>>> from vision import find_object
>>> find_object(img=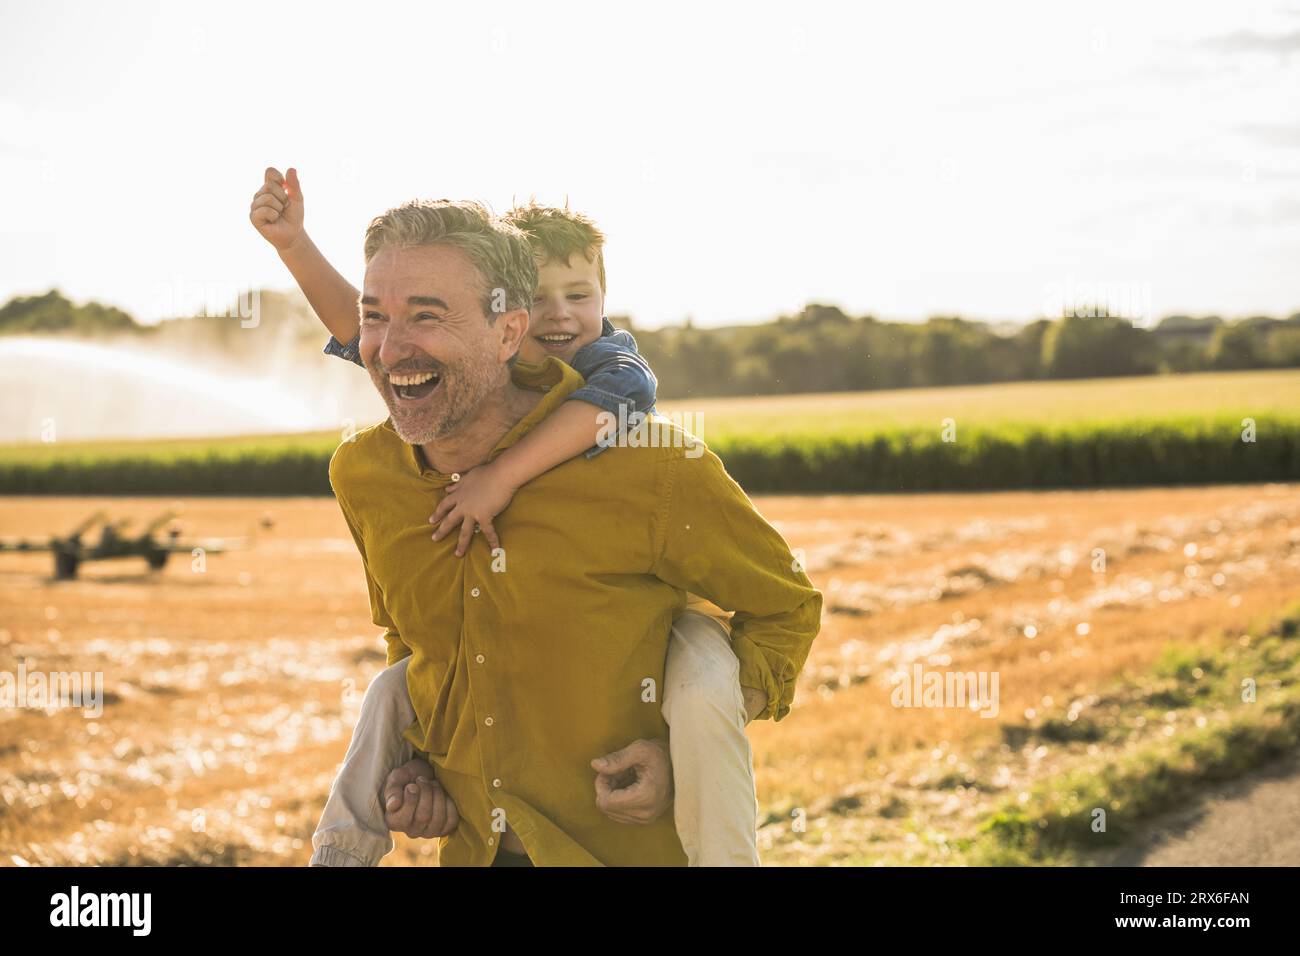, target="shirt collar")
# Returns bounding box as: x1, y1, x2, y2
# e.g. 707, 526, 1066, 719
386, 356, 586, 482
